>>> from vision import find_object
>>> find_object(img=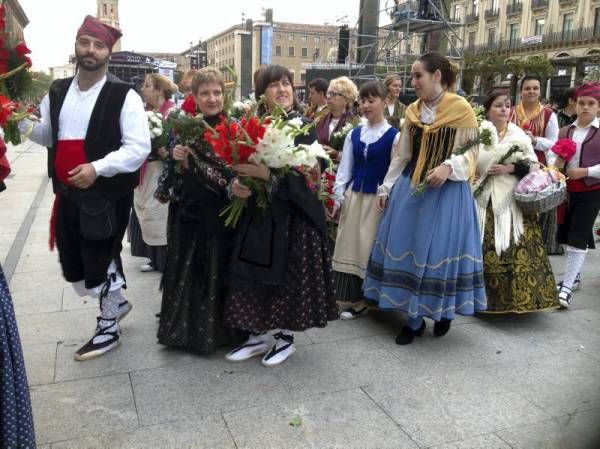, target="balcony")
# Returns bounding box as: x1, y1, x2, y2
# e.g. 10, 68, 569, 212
506, 2, 523, 15
559, 0, 576, 4
463, 26, 600, 55
465, 13, 479, 24
531, 0, 549, 9
485, 8, 499, 19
